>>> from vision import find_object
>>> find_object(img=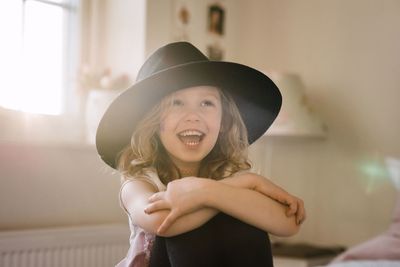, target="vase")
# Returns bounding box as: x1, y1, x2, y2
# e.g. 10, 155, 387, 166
85, 89, 122, 144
